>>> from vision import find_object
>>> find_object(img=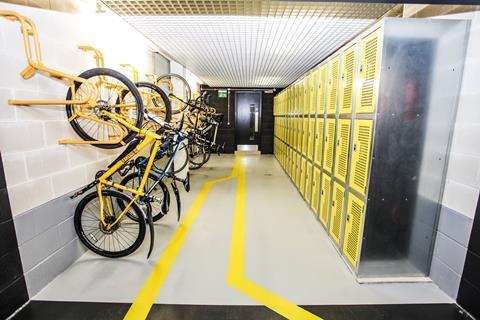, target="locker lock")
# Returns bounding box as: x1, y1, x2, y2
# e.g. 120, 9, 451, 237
332, 200, 335, 206
353, 143, 357, 151
347, 215, 350, 222
359, 64, 364, 73
337, 140, 340, 146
